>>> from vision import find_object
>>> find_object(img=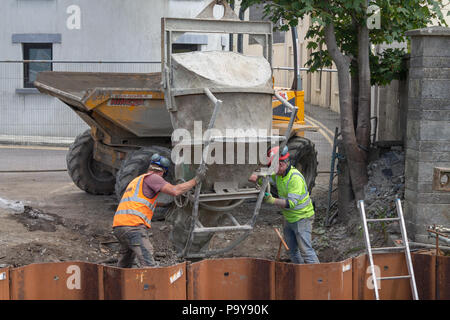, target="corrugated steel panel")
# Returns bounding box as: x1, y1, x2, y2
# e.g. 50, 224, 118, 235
187, 258, 276, 300
10, 262, 101, 300
0, 267, 10, 300
412, 252, 436, 300
352, 254, 366, 300
0, 253, 447, 300
275, 258, 353, 300
103, 262, 187, 300
352, 253, 412, 300
437, 255, 450, 300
